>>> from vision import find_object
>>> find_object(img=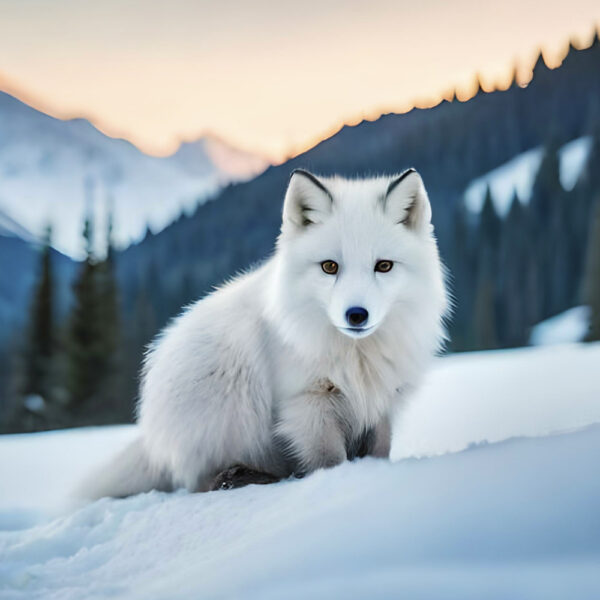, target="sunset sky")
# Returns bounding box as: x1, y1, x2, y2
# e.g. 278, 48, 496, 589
1, 0, 599, 162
